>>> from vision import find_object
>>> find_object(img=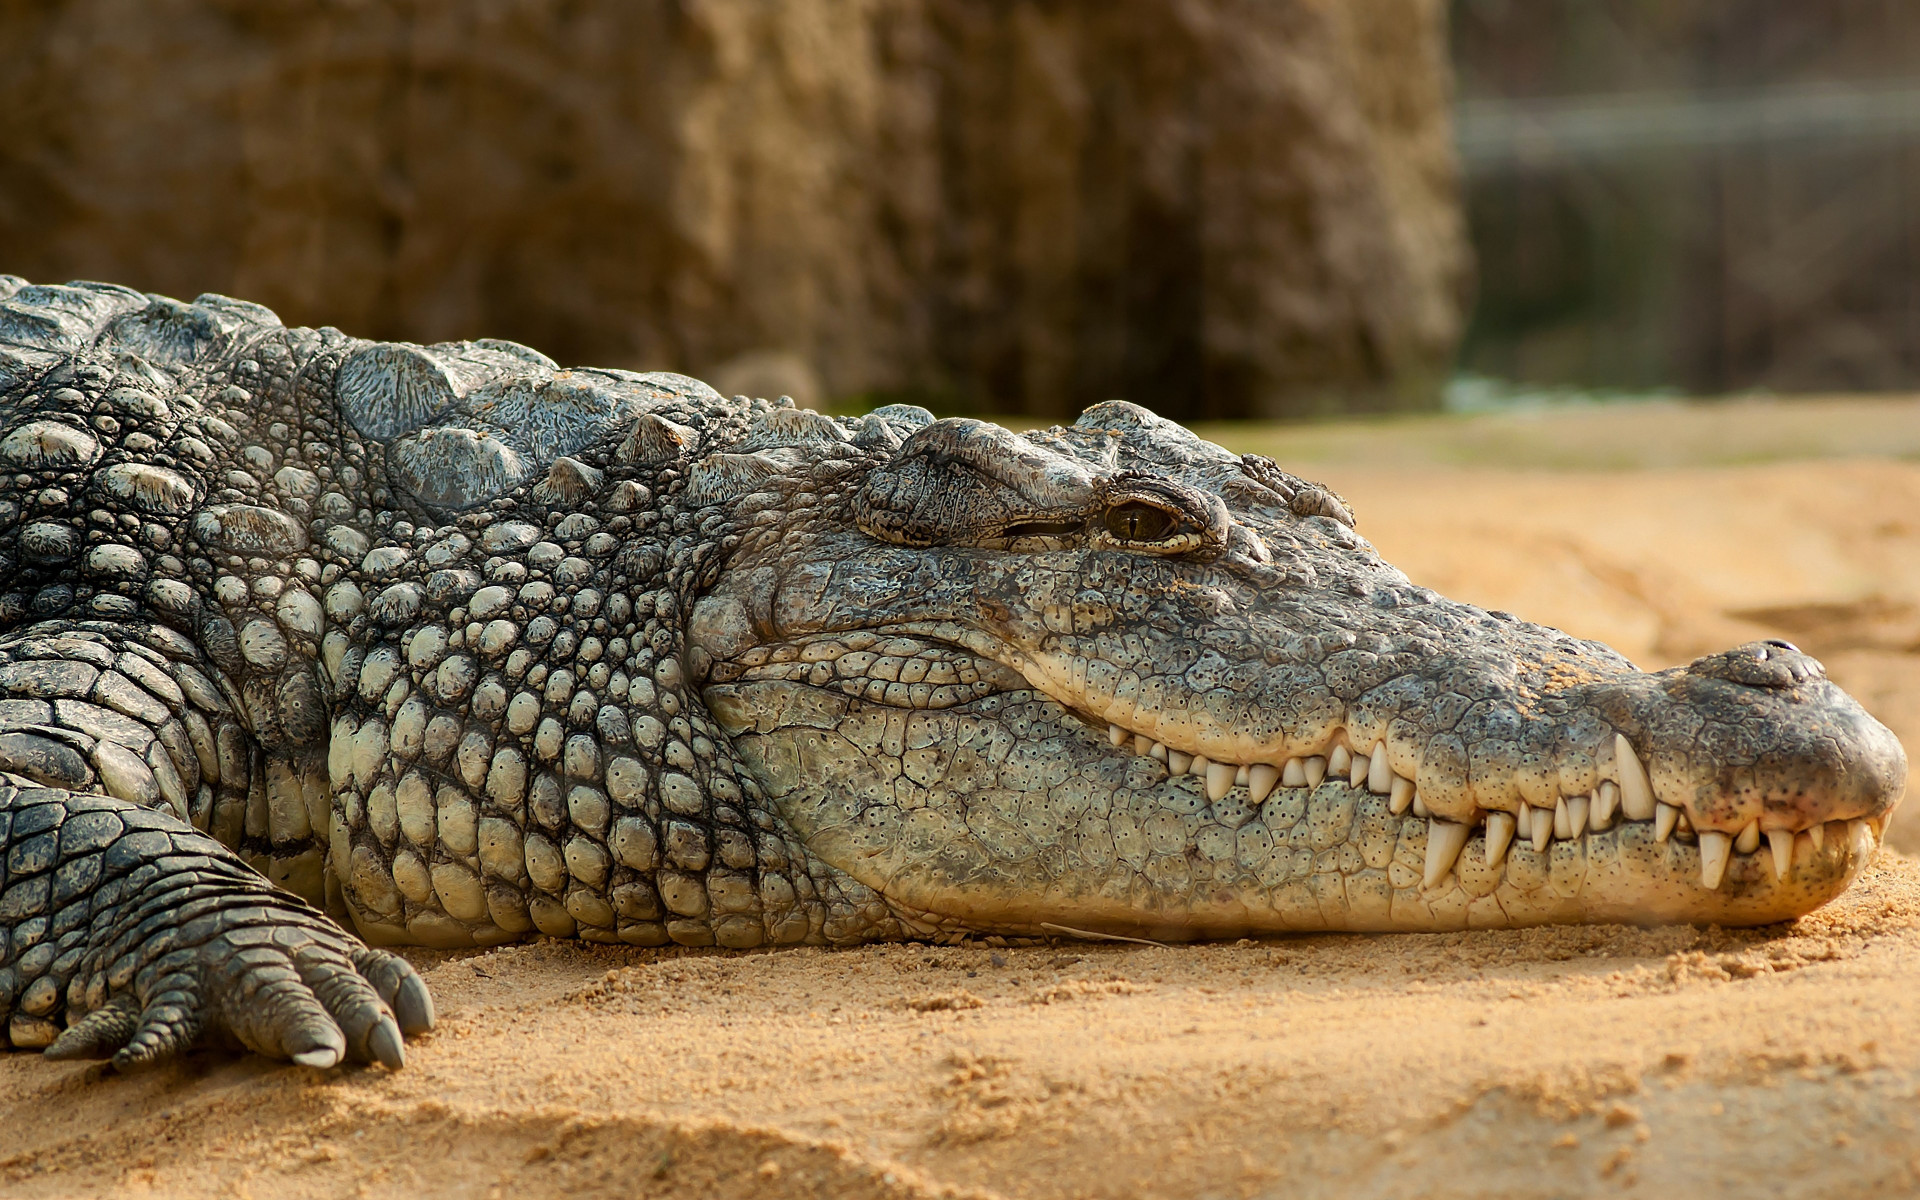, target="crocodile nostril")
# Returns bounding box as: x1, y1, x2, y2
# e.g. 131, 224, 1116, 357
1763, 639, 1800, 653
